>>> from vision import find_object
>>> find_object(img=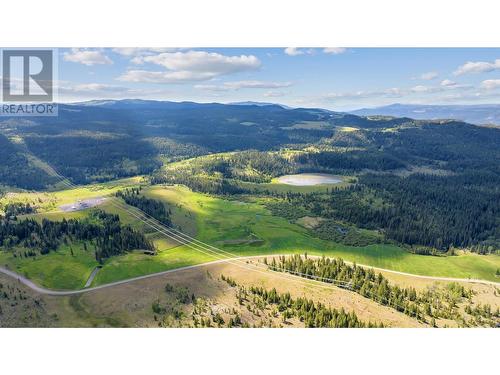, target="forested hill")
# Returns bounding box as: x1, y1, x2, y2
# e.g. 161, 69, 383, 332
0, 100, 498, 189
0, 133, 59, 189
